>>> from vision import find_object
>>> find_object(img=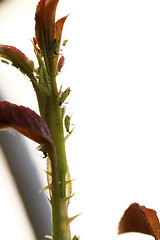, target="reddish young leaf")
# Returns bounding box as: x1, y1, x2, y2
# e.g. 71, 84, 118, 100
35, 0, 45, 52
0, 45, 34, 75
44, 0, 59, 33
57, 55, 65, 73
54, 16, 68, 55
118, 203, 160, 240
35, 0, 59, 56
0, 101, 53, 146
